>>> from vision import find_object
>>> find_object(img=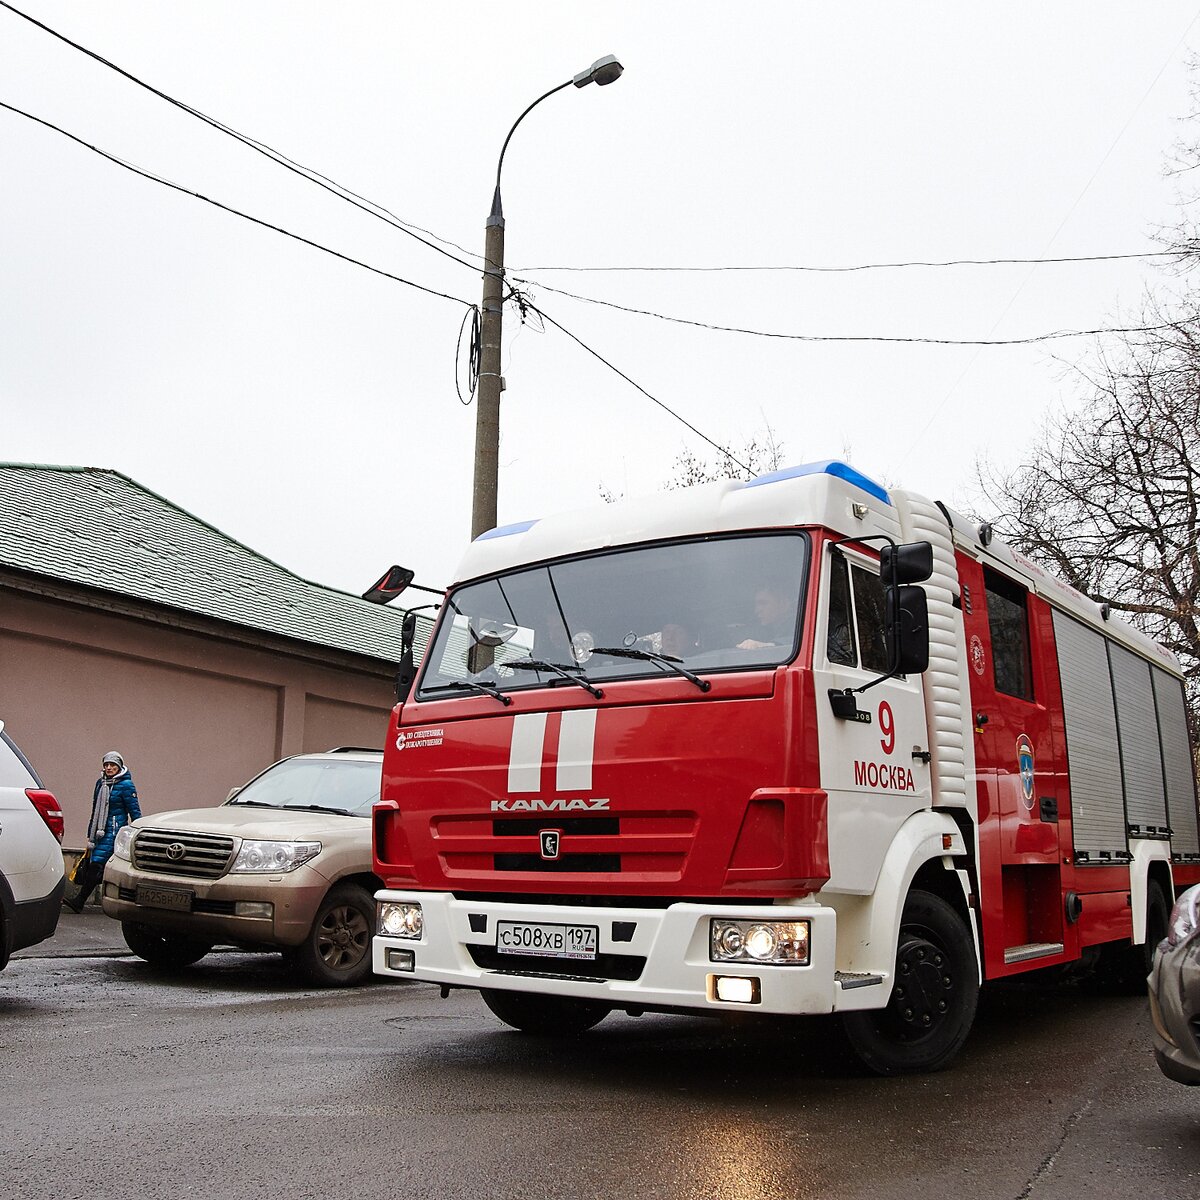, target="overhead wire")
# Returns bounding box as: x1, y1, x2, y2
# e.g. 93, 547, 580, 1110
0, 99, 474, 309
513, 251, 1181, 274
511, 275, 1179, 347
521, 297, 751, 471
0, 0, 484, 273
